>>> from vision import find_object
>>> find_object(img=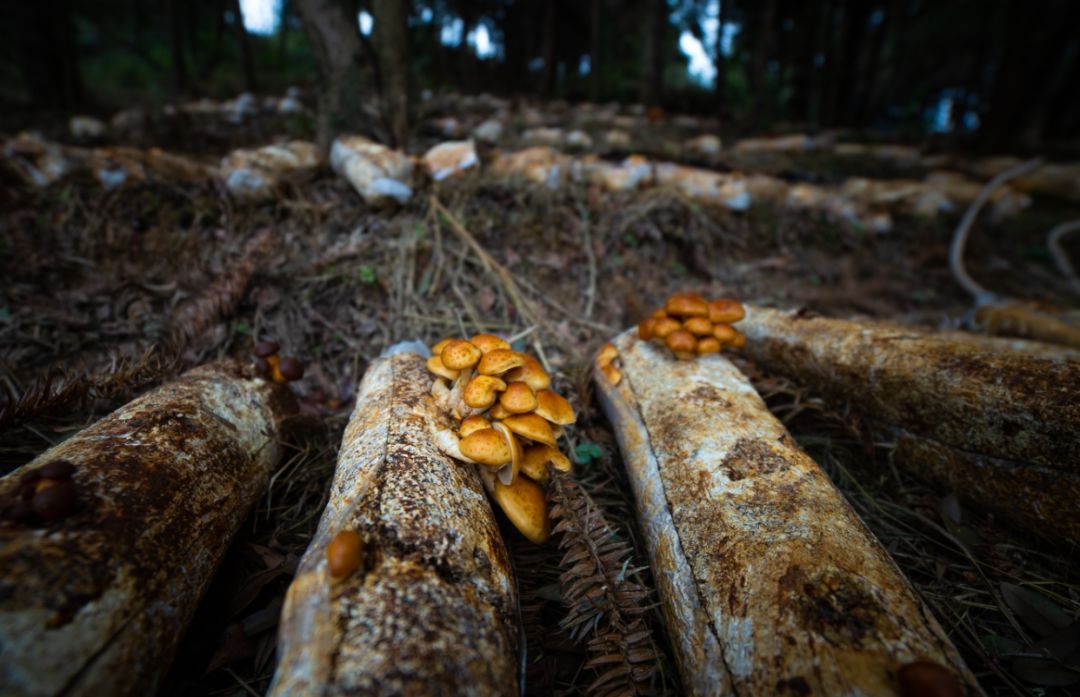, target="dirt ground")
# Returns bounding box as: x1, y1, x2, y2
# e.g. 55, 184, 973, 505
2, 110, 1078, 696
